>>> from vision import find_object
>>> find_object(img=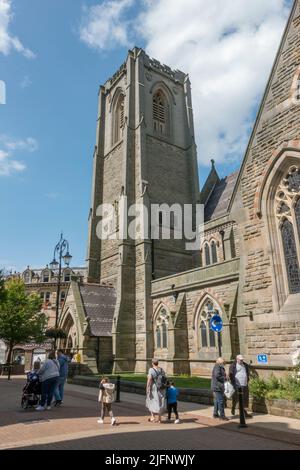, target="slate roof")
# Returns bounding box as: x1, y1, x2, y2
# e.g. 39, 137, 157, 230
204, 171, 239, 222
79, 284, 116, 337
